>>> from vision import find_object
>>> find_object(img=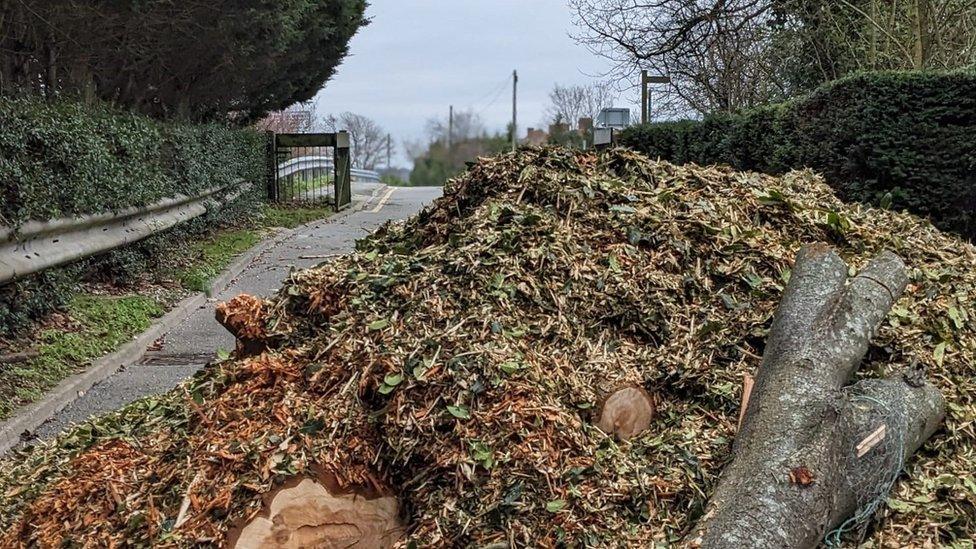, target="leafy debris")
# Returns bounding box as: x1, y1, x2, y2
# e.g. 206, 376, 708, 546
1, 148, 974, 547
